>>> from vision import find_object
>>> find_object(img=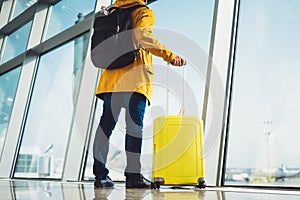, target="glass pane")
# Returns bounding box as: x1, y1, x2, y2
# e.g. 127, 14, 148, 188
83, 0, 215, 181
14, 33, 89, 179
11, 0, 37, 19
0, 67, 21, 160
44, 0, 96, 40
1, 21, 32, 64
225, 0, 300, 187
